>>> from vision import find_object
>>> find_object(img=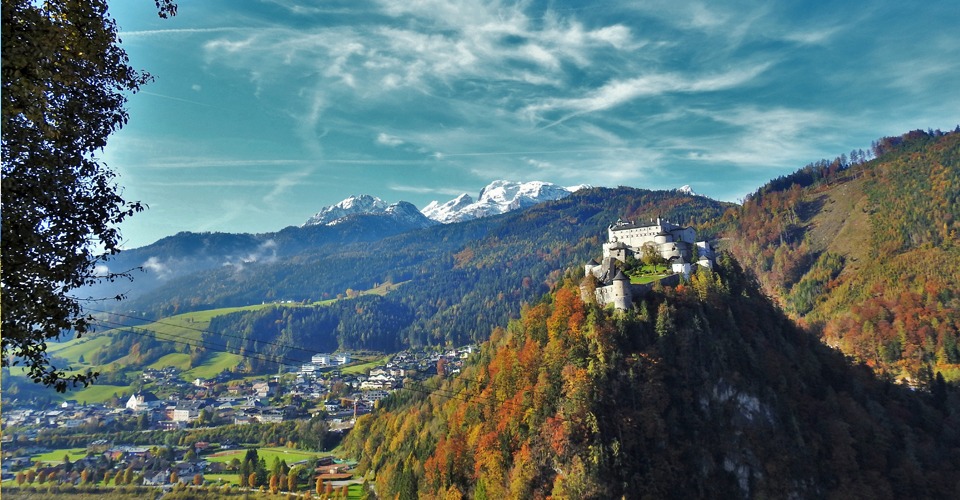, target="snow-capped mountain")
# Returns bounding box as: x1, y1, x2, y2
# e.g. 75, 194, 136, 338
304, 181, 586, 228
420, 194, 475, 224
379, 201, 438, 229
303, 195, 435, 228
422, 180, 582, 224
675, 185, 697, 196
